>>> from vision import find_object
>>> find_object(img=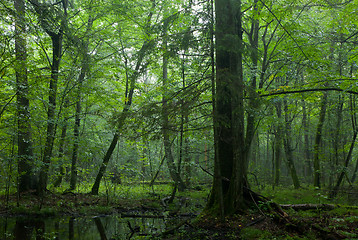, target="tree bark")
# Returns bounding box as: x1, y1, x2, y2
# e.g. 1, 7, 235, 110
206, 0, 248, 216
14, 0, 37, 192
